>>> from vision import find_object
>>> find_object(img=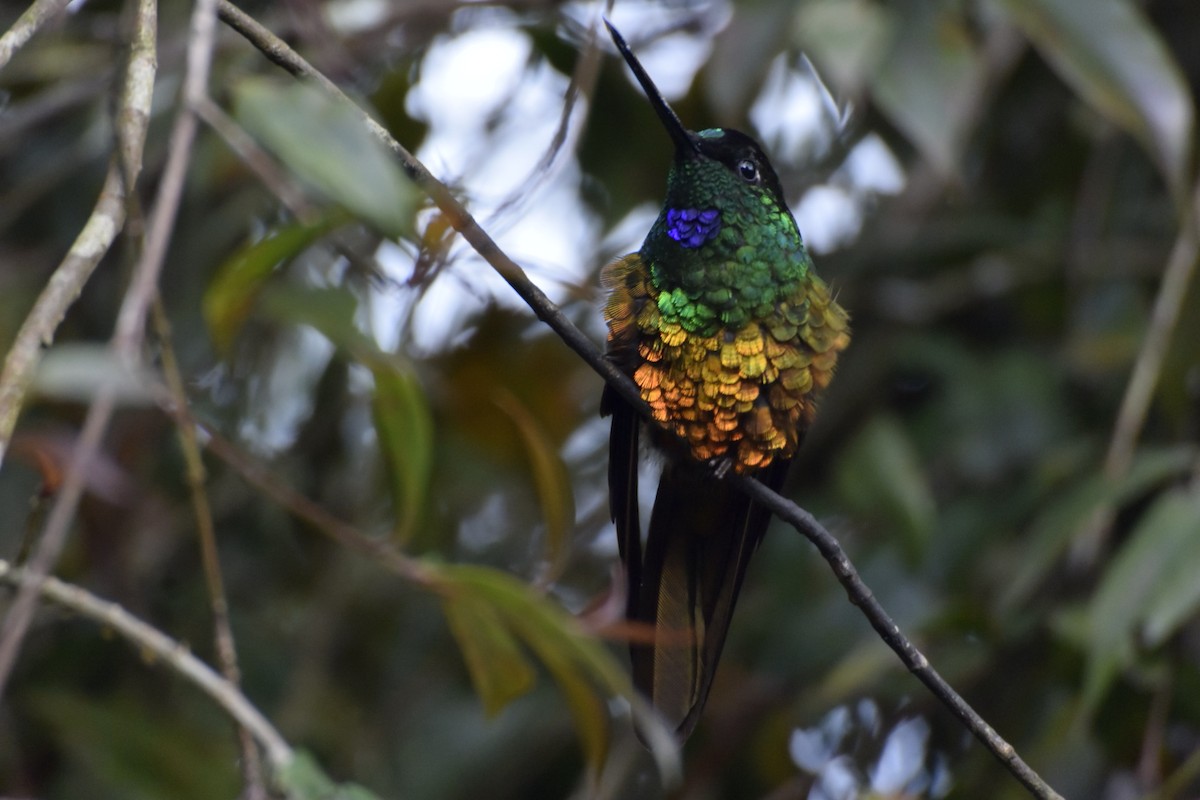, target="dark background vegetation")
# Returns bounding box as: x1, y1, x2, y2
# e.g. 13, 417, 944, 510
1, 0, 1198, 798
